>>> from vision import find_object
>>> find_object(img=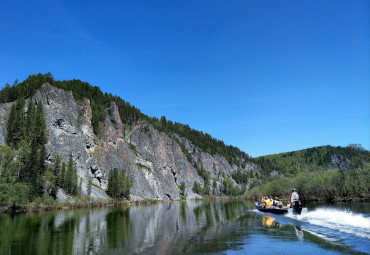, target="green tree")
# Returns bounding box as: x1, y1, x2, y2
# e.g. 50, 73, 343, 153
0, 183, 29, 206
65, 154, 78, 195
25, 99, 35, 139
33, 102, 47, 146
106, 168, 132, 200
6, 98, 25, 148
51, 153, 63, 187
179, 182, 186, 195
212, 180, 217, 195
16, 141, 30, 183
192, 181, 202, 194
60, 162, 66, 189
42, 171, 57, 199
0, 145, 16, 183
